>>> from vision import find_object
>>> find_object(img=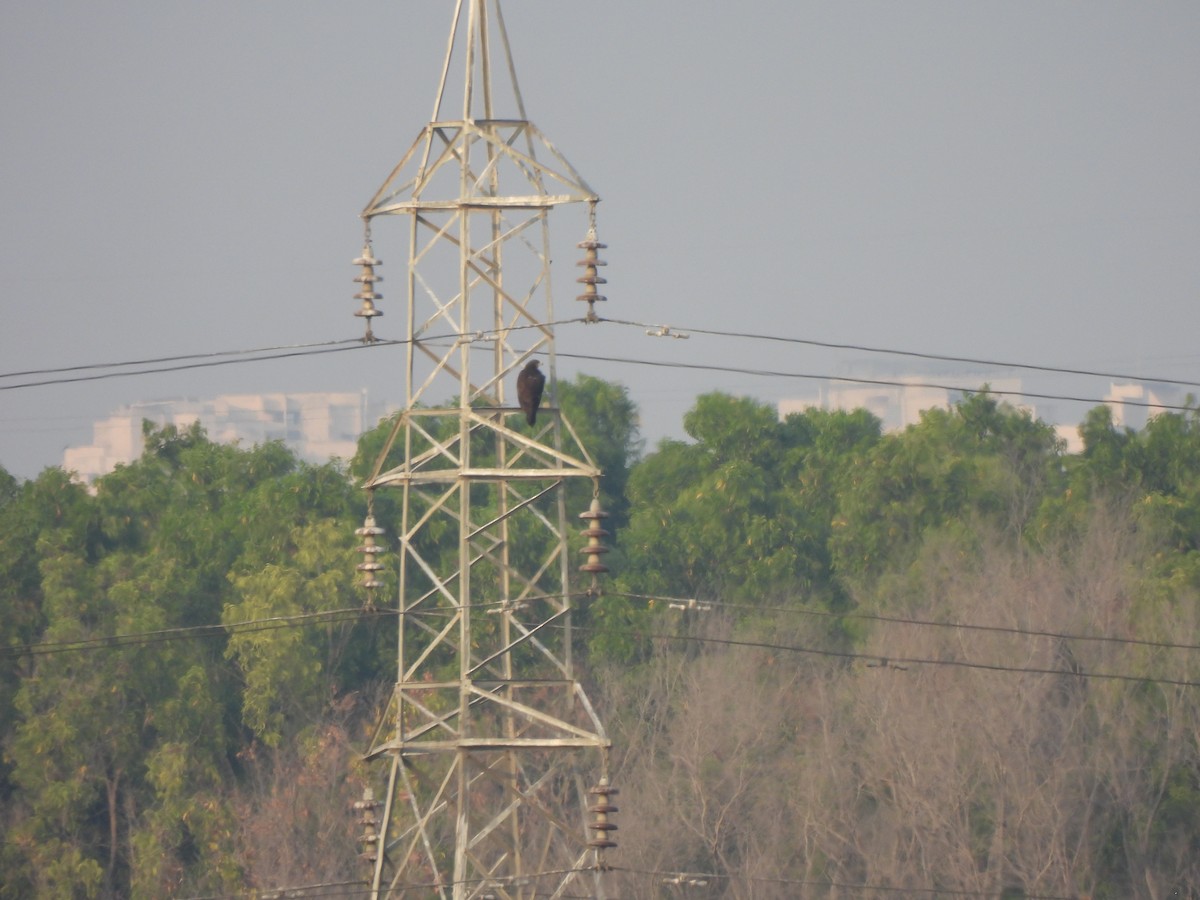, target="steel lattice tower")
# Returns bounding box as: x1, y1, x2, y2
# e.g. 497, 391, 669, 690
352, 2, 615, 898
